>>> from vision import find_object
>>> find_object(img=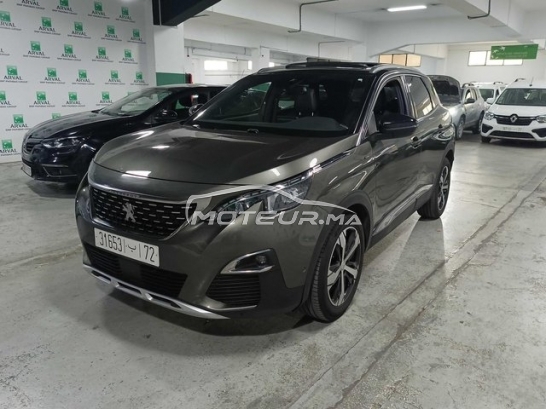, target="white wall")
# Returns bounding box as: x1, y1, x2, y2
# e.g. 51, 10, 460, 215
445, 44, 546, 84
